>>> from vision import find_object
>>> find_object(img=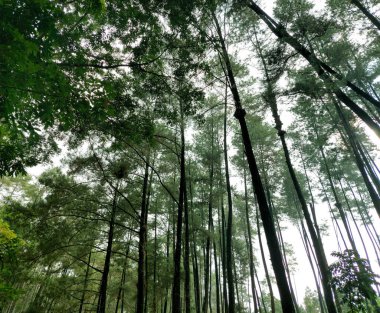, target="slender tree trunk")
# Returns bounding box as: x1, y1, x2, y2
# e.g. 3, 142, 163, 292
360, 141, 380, 176
172, 101, 187, 313
319, 143, 380, 311
233, 250, 241, 312
338, 178, 380, 294
276, 126, 337, 313
213, 12, 295, 313
333, 100, 380, 217
203, 118, 215, 313
116, 242, 130, 313
221, 79, 236, 313
357, 142, 380, 194
339, 178, 372, 262
244, 167, 259, 313
220, 194, 229, 313
255, 202, 275, 313
163, 215, 171, 313
254, 269, 267, 313
348, 182, 380, 262
184, 150, 191, 313
355, 182, 380, 247
244, 232, 259, 313
213, 236, 221, 313
115, 265, 125, 313
300, 152, 320, 239
153, 202, 158, 313
257, 35, 338, 311
273, 212, 300, 313
79, 250, 92, 313
189, 160, 202, 313
246, 2, 380, 137
298, 220, 326, 313
97, 186, 118, 313
318, 174, 349, 251
136, 154, 151, 313
351, 0, 380, 30
203, 176, 212, 313
319, 144, 357, 250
